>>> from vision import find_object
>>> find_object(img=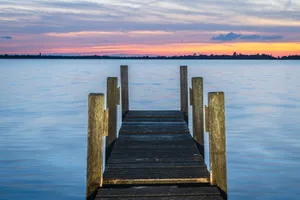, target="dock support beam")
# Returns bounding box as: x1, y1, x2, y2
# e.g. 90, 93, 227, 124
86, 93, 106, 200
106, 77, 119, 162
208, 92, 227, 200
121, 65, 129, 121
180, 66, 188, 123
191, 77, 204, 158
